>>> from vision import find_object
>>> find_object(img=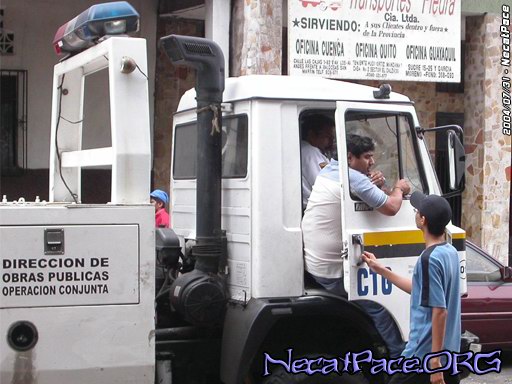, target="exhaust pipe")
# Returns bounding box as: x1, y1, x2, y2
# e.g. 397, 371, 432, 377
160, 35, 227, 326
